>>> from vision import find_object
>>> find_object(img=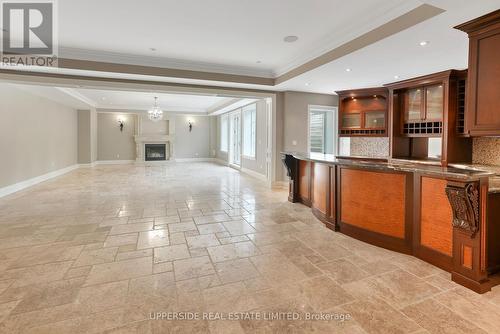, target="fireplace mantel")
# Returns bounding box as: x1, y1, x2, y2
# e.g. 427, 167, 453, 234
134, 115, 176, 163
